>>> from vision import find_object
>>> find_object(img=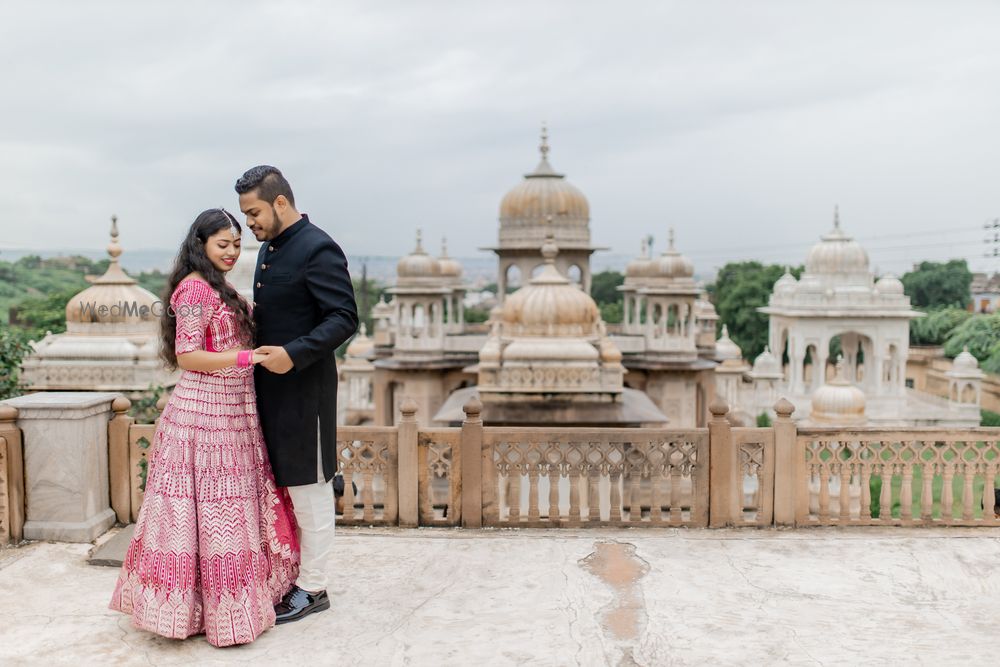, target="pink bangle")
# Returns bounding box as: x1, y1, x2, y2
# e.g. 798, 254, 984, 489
237, 350, 252, 368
